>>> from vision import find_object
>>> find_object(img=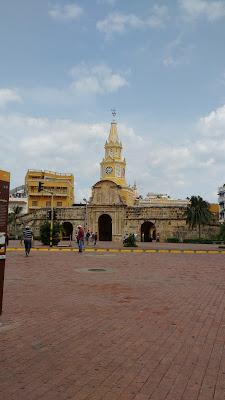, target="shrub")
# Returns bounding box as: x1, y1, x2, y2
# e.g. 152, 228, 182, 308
166, 238, 179, 243
183, 238, 213, 244
40, 221, 60, 245
218, 222, 225, 242
123, 234, 138, 247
